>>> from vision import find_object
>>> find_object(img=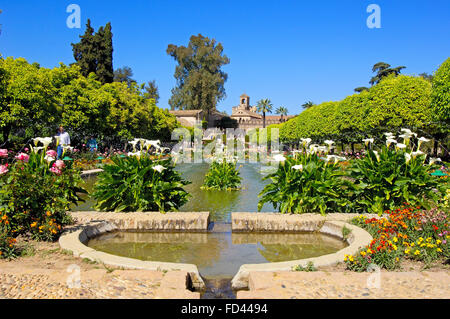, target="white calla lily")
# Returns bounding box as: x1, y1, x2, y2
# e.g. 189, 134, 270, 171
429, 157, 441, 165
292, 164, 303, 171
272, 154, 286, 162
404, 153, 411, 164
152, 165, 166, 173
